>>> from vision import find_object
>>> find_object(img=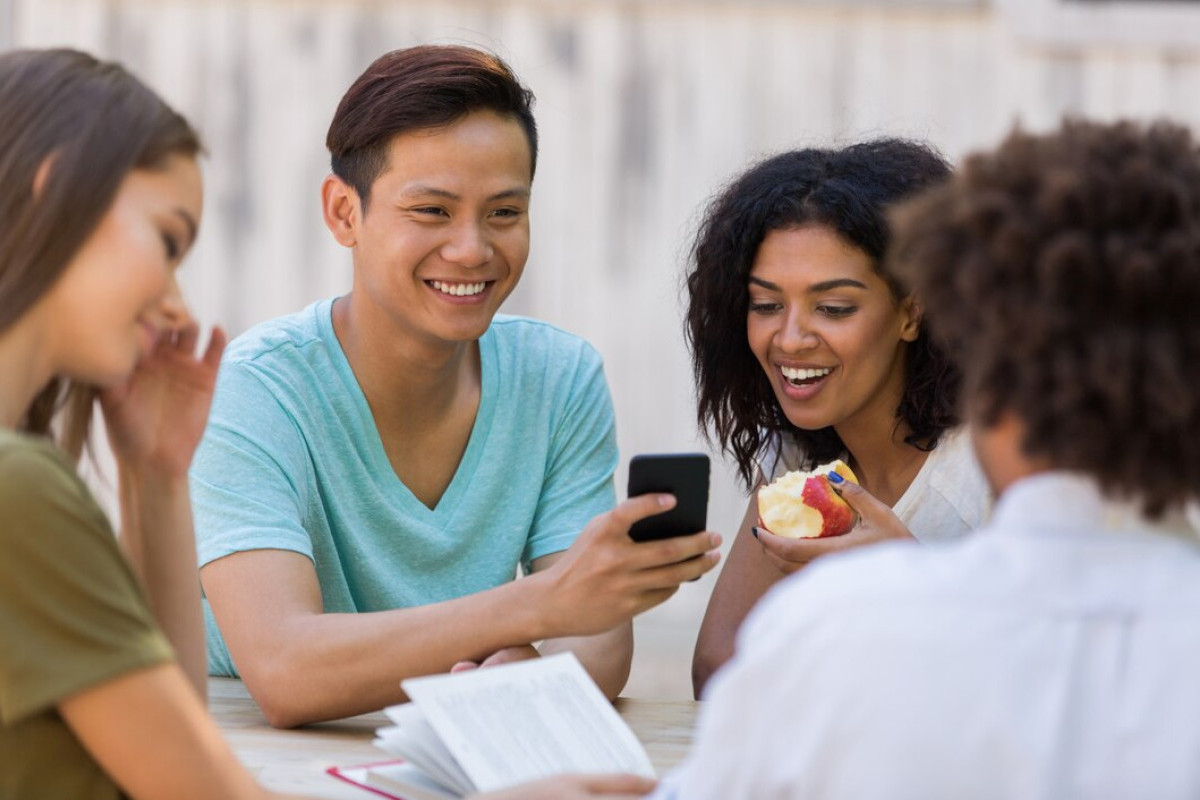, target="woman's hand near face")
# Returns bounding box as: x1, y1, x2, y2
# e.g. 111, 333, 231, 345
101, 320, 225, 693
100, 321, 226, 478
755, 479, 915, 573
